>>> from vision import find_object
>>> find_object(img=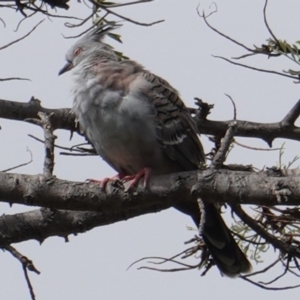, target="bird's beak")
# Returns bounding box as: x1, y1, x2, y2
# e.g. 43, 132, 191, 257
58, 61, 74, 76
